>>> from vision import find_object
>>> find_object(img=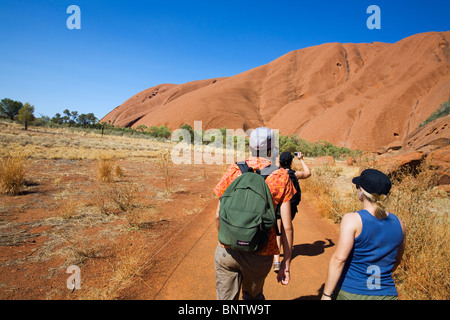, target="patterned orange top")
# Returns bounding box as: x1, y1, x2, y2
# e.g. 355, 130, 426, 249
213, 157, 296, 255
